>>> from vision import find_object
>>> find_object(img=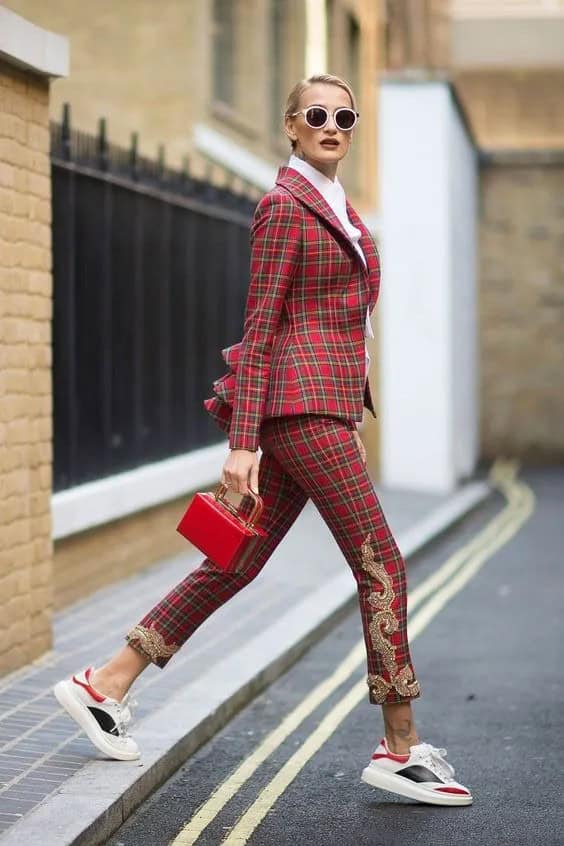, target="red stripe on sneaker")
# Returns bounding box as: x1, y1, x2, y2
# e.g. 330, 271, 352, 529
72, 669, 105, 703
372, 752, 410, 763
434, 787, 470, 795
379, 738, 410, 762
